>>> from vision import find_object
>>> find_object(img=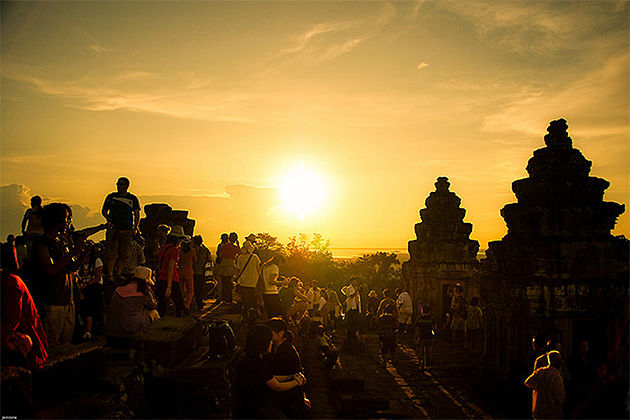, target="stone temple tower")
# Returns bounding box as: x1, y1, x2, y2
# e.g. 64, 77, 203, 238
481, 118, 628, 381
402, 177, 480, 321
